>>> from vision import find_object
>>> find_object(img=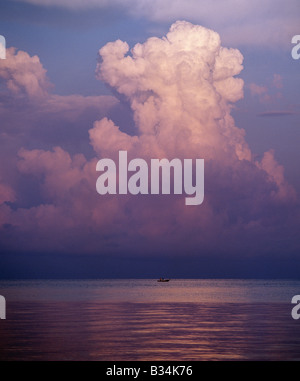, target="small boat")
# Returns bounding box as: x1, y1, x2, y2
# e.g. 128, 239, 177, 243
157, 278, 170, 282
